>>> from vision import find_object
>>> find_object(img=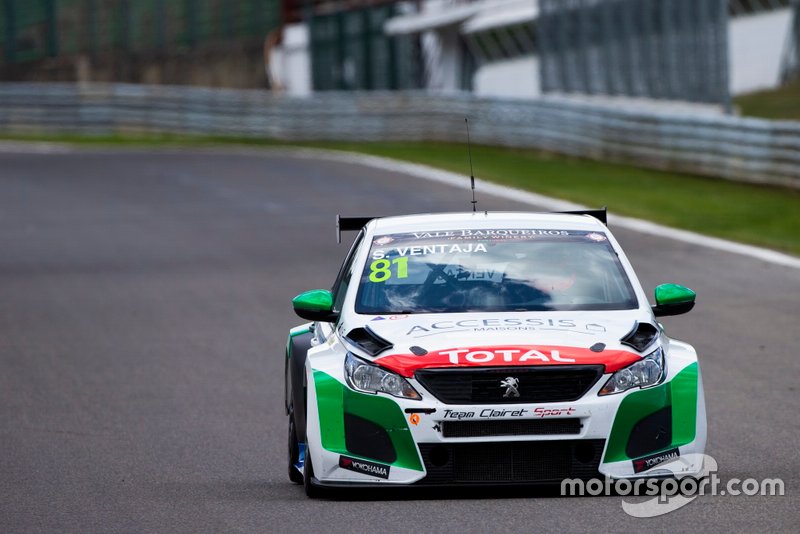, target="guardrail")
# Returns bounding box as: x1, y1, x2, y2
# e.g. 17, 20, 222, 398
1, 83, 798, 188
